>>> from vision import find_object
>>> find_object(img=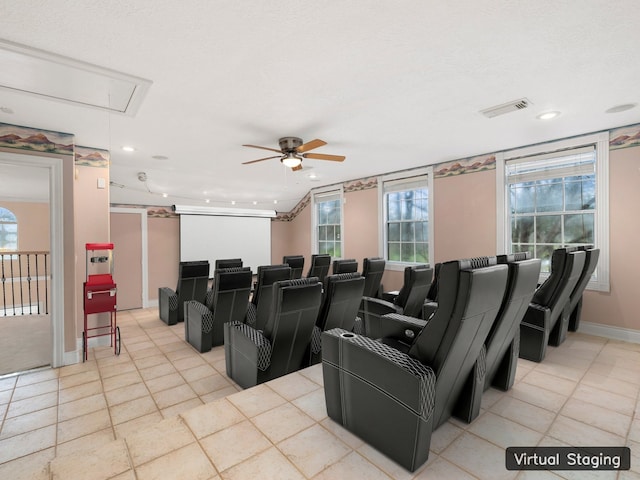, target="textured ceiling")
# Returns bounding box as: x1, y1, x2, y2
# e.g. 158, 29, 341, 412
1, 0, 639, 211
